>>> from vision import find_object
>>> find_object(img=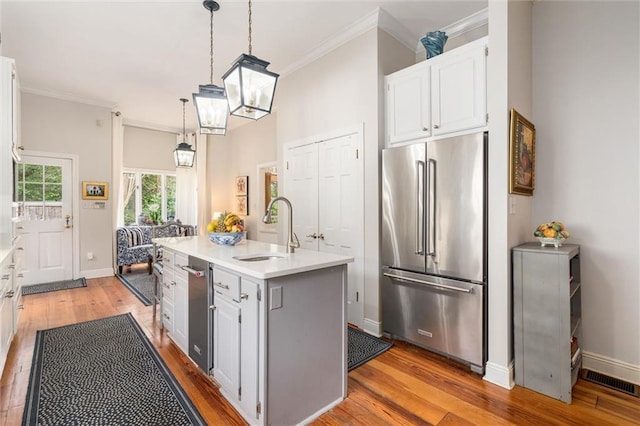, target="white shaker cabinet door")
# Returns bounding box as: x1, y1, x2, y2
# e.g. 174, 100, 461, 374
385, 61, 430, 145
239, 278, 260, 420
430, 40, 487, 136
214, 296, 240, 397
